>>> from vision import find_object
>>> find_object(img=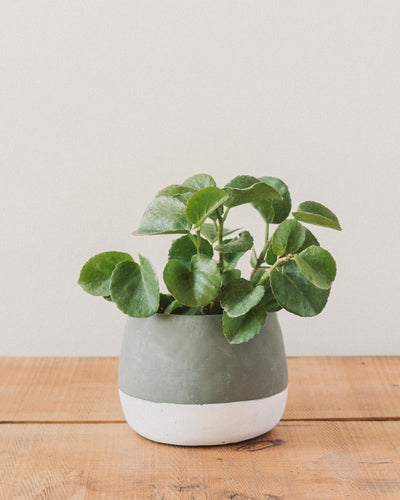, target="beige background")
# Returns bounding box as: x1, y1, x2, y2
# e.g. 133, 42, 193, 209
1, 1, 399, 355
